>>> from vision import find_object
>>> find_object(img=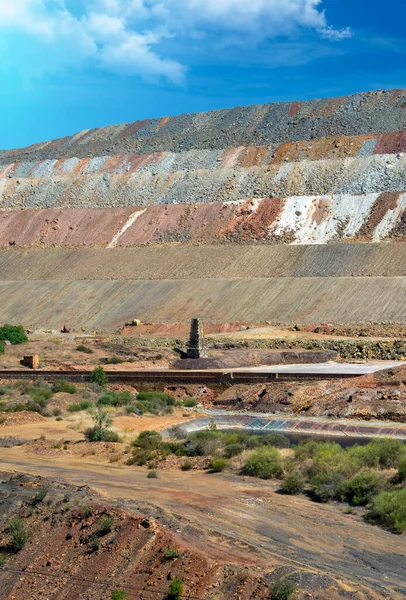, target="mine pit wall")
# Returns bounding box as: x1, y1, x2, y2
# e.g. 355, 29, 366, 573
0, 89, 405, 331
1, 88, 406, 163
